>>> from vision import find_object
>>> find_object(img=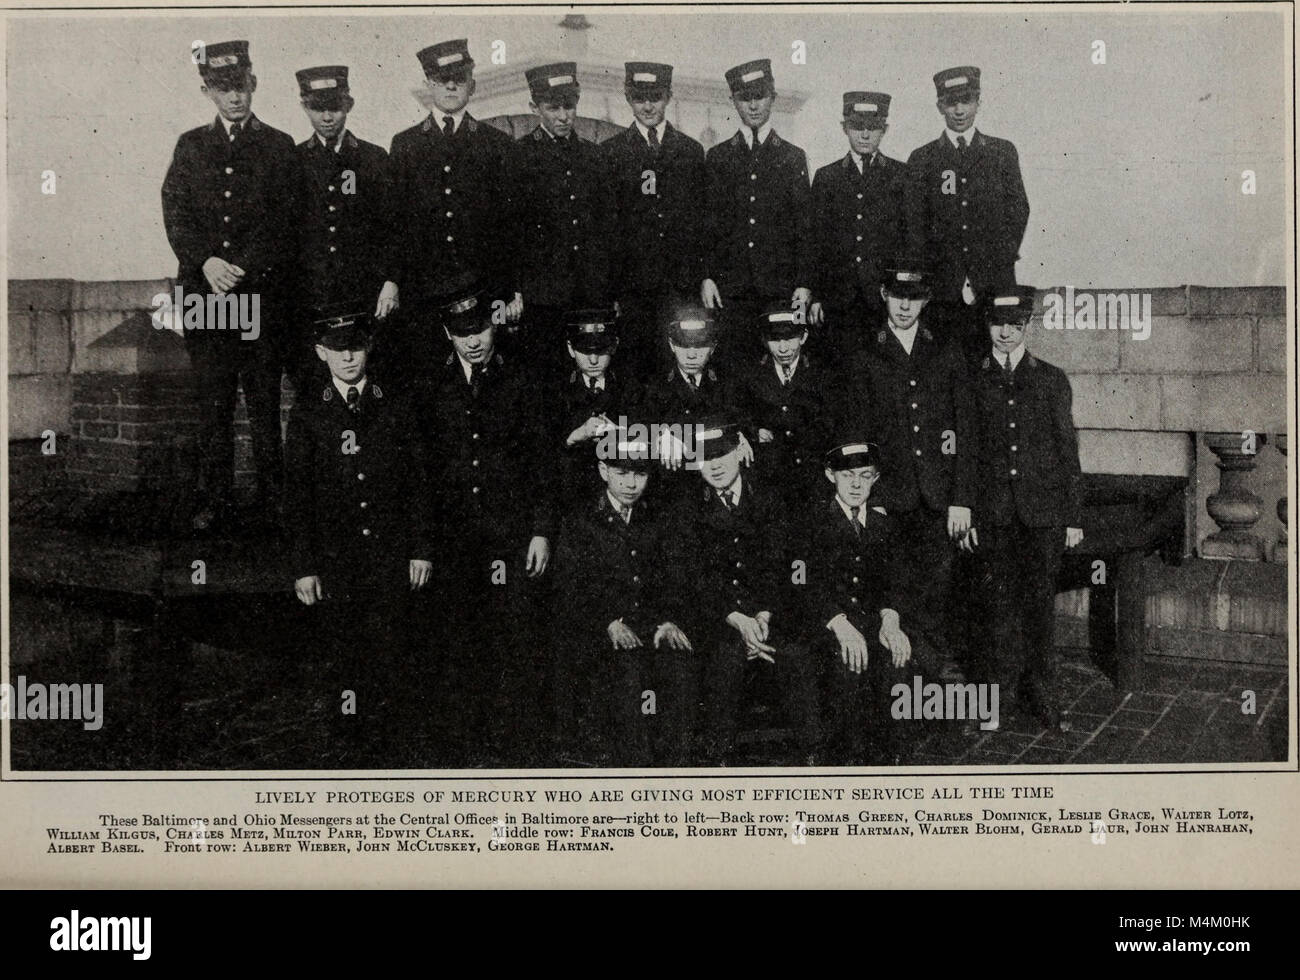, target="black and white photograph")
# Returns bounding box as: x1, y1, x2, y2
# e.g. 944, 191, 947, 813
4, 3, 1292, 780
